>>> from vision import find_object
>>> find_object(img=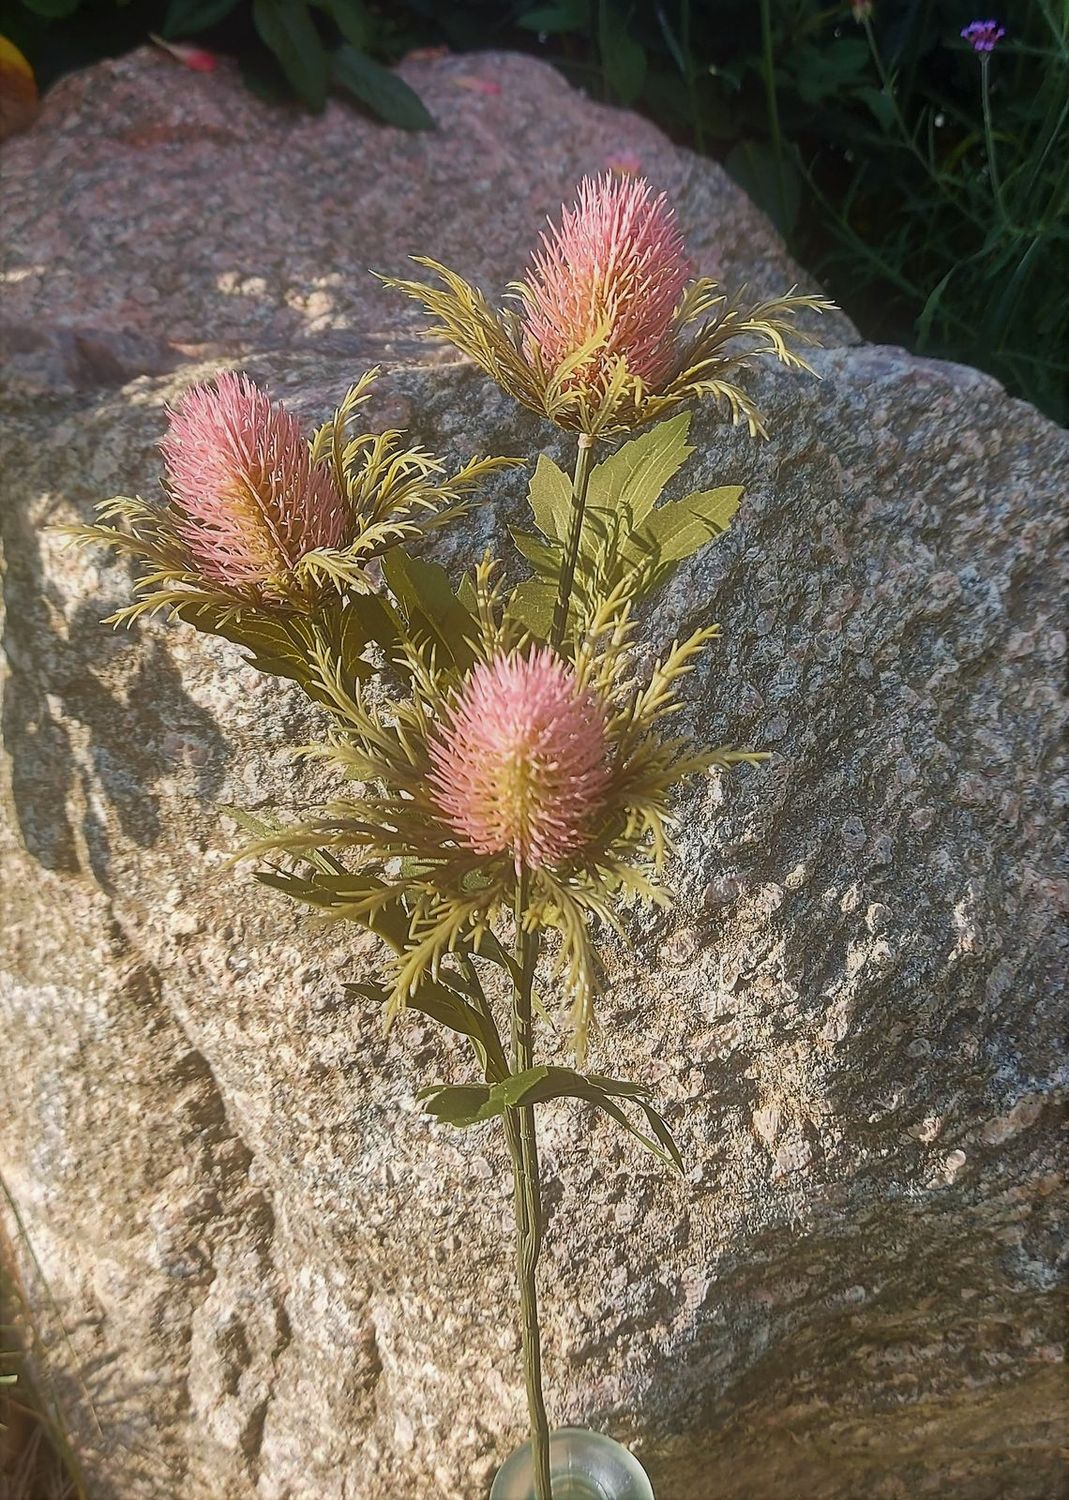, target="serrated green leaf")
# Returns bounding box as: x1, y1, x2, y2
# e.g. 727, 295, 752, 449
418, 1083, 501, 1126
509, 528, 560, 578
255, 867, 410, 950
331, 45, 435, 130
635, 486, 743, 565
162, 0, 240, 38
253, 0, 328, 111
527, 454, 575, 542
456, 573, 478, 612
179, 601, 375, 705
506, 578, 557, 639
382, 549, 477, 668
349, 977, 508, 1079
420, 1065, 682, 1170
586, 412, 693, 530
